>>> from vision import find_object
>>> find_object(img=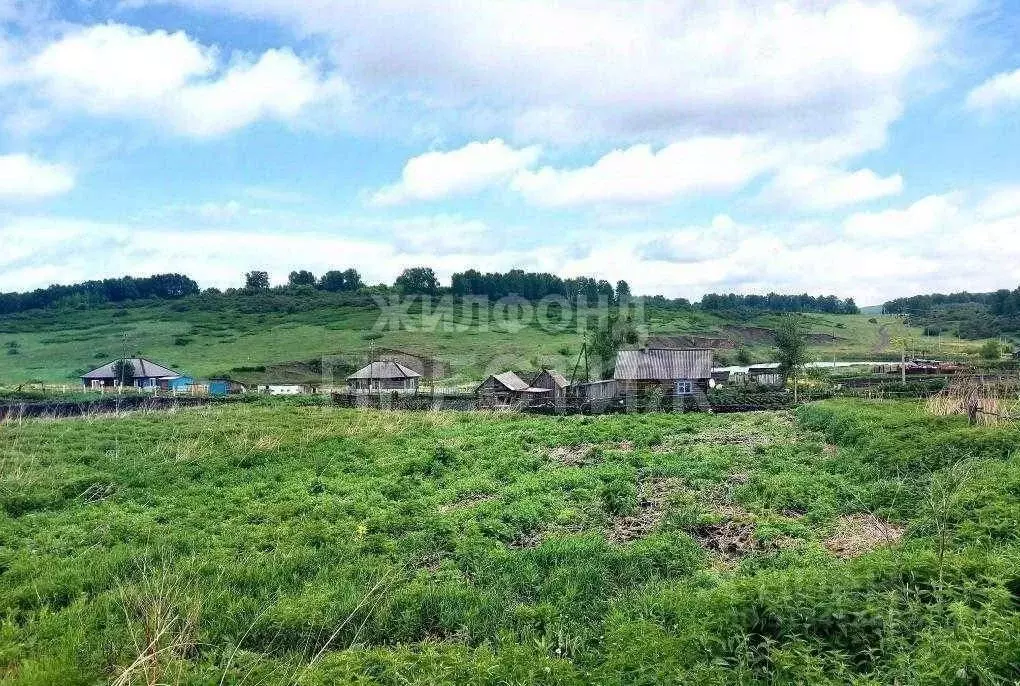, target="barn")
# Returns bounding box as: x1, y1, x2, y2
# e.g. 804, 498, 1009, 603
476, 372, 550, 408
613, 348, 713, 399
347, 361, 422, 392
